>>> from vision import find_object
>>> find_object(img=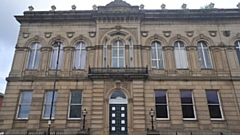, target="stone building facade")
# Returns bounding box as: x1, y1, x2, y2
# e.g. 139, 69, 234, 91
1, 0, 240, 135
